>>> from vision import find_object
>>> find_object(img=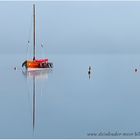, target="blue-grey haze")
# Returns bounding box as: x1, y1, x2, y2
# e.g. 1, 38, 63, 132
0, 1, 140, 139
0, 1, 140, 54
